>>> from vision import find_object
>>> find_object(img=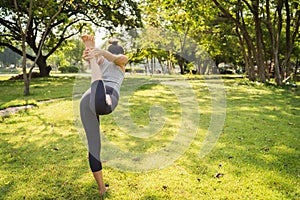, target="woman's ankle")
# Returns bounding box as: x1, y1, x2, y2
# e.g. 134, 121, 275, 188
99, 185, 108, 195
